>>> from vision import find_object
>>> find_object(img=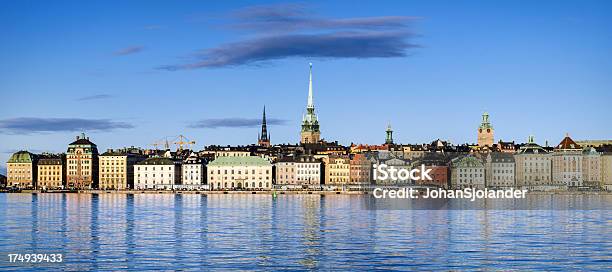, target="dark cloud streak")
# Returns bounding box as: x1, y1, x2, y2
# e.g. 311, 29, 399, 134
160, 4, 417, 70
161, 31, 414, 70
231, 4, 414, 32
114, 46, 145, 56
0, 118, 134, 134
190, 118, 287, 128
